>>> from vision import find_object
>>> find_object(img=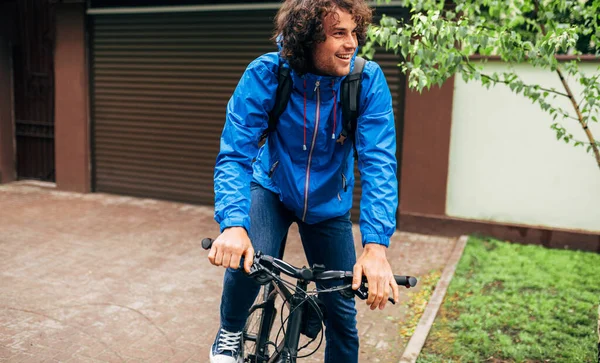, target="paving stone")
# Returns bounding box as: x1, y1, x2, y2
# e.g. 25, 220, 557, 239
0, 183, 456, 362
